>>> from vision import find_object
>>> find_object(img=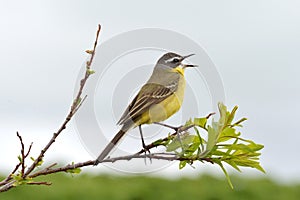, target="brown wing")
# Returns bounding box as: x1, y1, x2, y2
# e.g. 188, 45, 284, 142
117, 82, 178, 126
